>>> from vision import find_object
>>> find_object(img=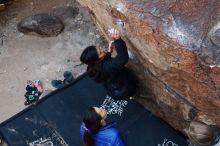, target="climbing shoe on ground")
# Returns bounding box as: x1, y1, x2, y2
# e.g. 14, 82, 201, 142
51, 80, 64, 89
63, 71, 74, 84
